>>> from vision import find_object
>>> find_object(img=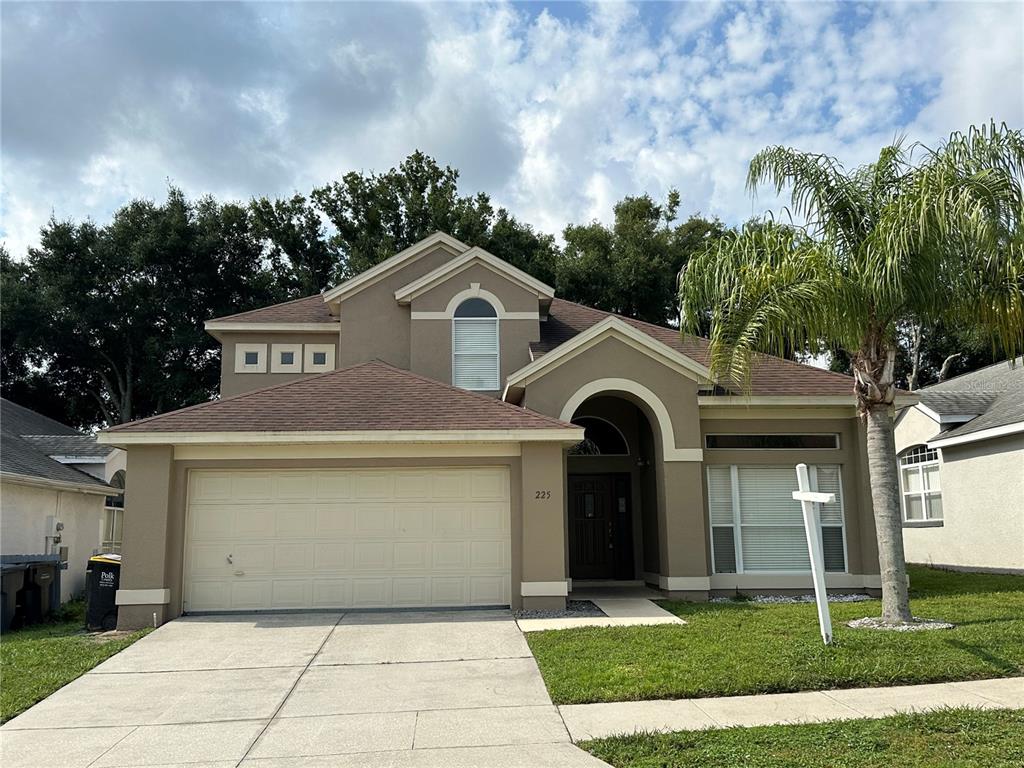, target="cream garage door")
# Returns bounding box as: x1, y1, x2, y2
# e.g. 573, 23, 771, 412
184, 467, 511, 612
